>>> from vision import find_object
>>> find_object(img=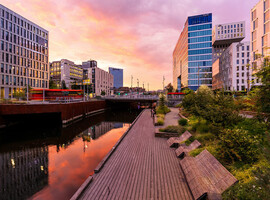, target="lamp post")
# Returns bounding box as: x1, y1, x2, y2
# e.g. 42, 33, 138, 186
27, 60, 30, 103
